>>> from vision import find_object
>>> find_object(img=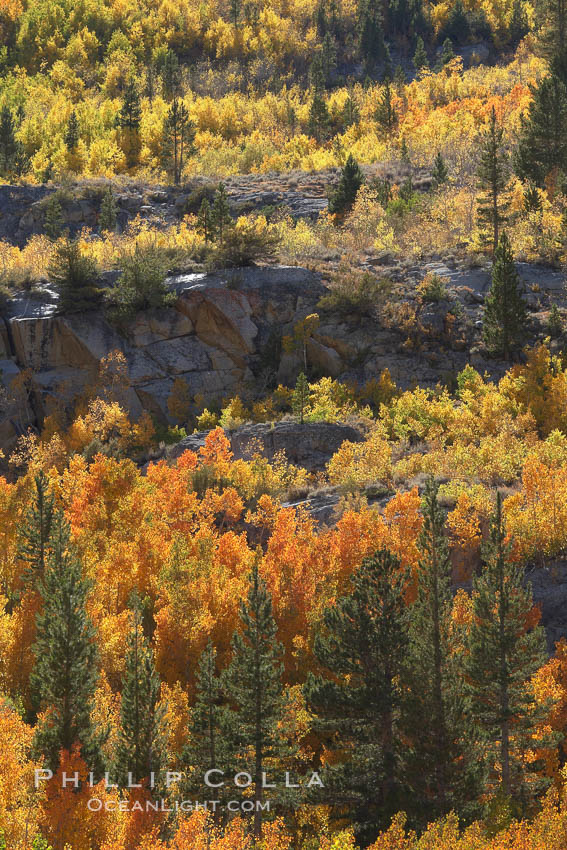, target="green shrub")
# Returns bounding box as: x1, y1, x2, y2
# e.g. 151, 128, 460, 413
209, 218, 280, 268
49, 240, 102, 313
318, 270, 393, 317
109, 243, 175, 319
416, 272, 449, 303
184, 182, 219, 214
